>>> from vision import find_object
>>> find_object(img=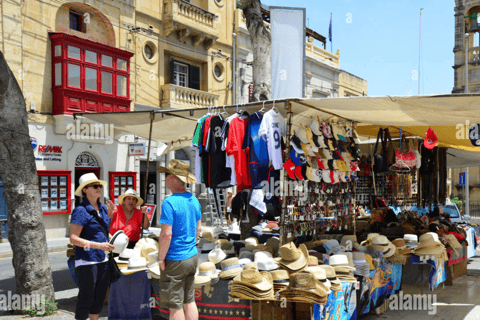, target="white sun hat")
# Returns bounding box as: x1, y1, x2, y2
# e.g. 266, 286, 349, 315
117, 188, 144, 206
208, 247, 227, 264
75, 173, 107, 197
109, 230, 129, 254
